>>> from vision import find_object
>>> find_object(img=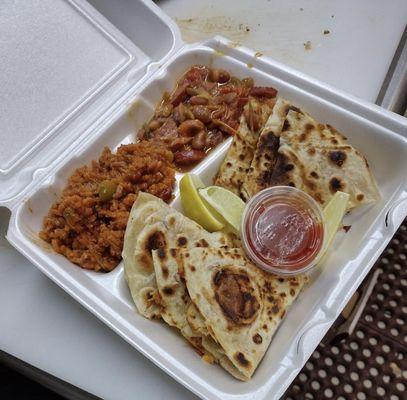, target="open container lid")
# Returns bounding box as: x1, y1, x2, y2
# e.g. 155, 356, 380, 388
0, 0, 181, 206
